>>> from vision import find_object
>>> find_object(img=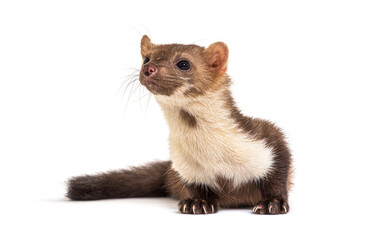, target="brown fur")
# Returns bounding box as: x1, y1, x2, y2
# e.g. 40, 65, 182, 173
164, 166, 262, 208
224, 89, 293, 202
67, 161, 170, 200
68, 161, 263, 207
139, 37, 231, 97
66, 36, 293, 215
179, 109, 197, 128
